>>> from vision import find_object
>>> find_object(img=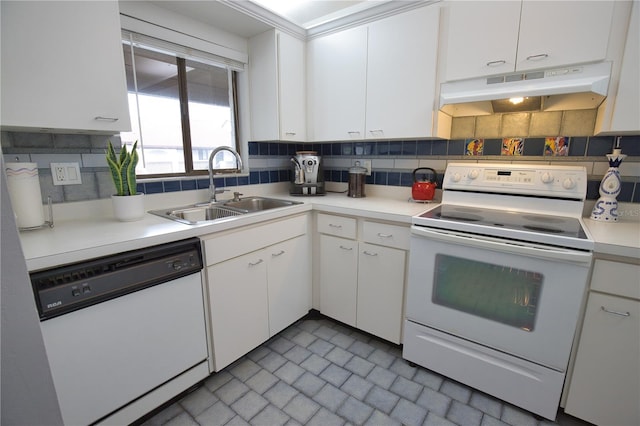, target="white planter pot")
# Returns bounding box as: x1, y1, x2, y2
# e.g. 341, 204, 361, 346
111, 193, 145, 222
